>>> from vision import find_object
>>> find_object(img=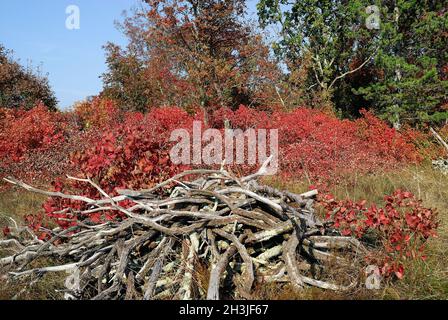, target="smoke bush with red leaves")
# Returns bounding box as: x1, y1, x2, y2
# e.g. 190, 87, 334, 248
41, 108, 194, 229
212, 106, 422, 185
0, 107, 101, 185
319, 190, 438, 279
0, 104, 67, 163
